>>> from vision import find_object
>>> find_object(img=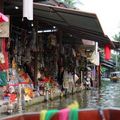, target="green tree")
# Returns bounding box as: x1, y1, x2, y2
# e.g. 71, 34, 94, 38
112, 32, 120, 70
113, 32, 120, 42
64, 0, 76, 7
58, 0, 83, 8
